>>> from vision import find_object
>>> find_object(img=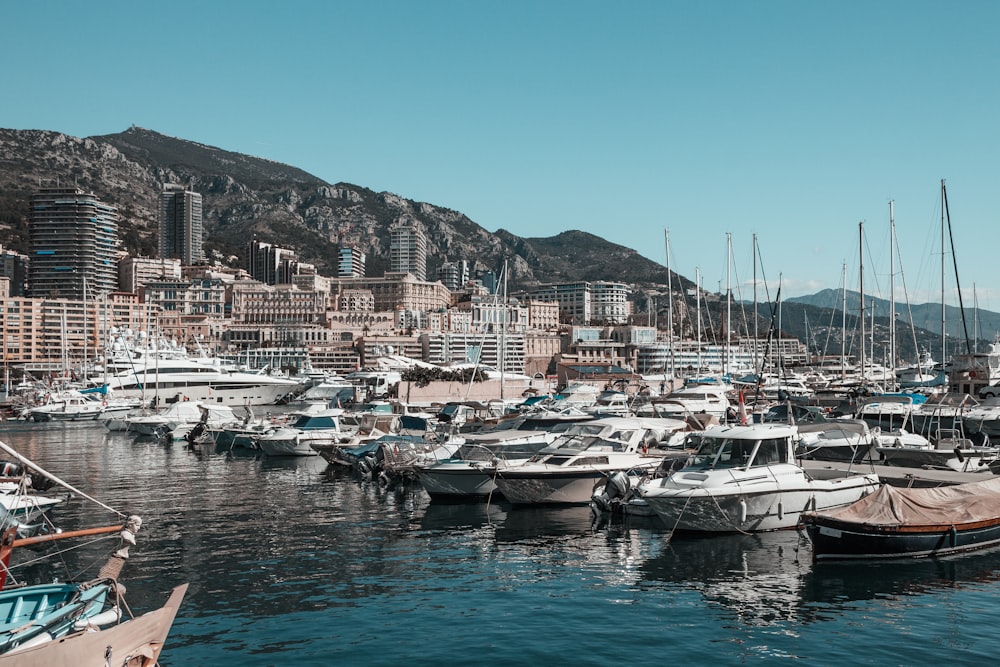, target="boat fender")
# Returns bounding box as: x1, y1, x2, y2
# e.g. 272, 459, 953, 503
777, 501, 784, 521
73, 606, 121, 630
954, 447, 964, 463
950, 525, 958, 548
738, 498, 748, 524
